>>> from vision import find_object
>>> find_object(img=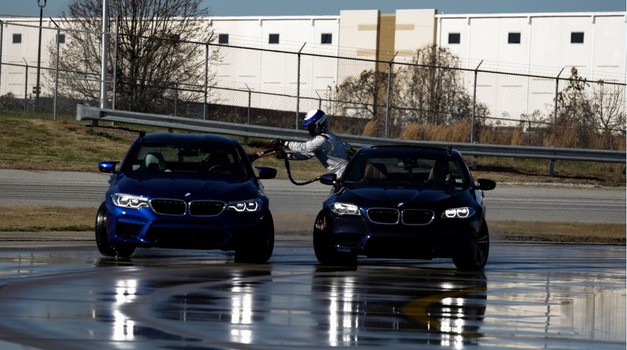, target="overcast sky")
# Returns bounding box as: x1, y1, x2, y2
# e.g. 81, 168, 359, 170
0, 0, 625, 17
